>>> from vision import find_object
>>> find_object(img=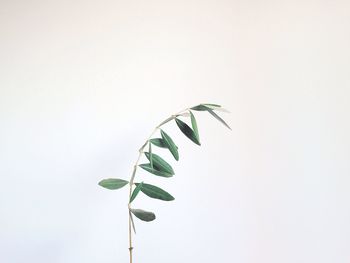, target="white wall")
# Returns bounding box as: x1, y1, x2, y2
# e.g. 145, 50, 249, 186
1, 0, 349, 262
